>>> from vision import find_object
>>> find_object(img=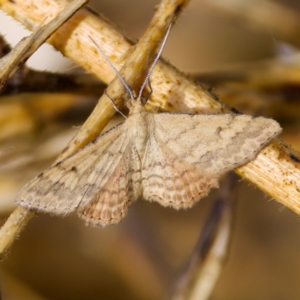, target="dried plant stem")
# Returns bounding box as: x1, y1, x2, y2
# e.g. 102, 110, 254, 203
237, 141, 300, 215
2, 1, 300, 218
0, 0, 299, 255
0, 0, 88, 90
59, 0, 189, 158
0, 0, 222, 114
0, 0, 89, 259
171, 174, 237, 300
186, 201, 231, 300
0, 207, 35, 260
0, 0, 189, 257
